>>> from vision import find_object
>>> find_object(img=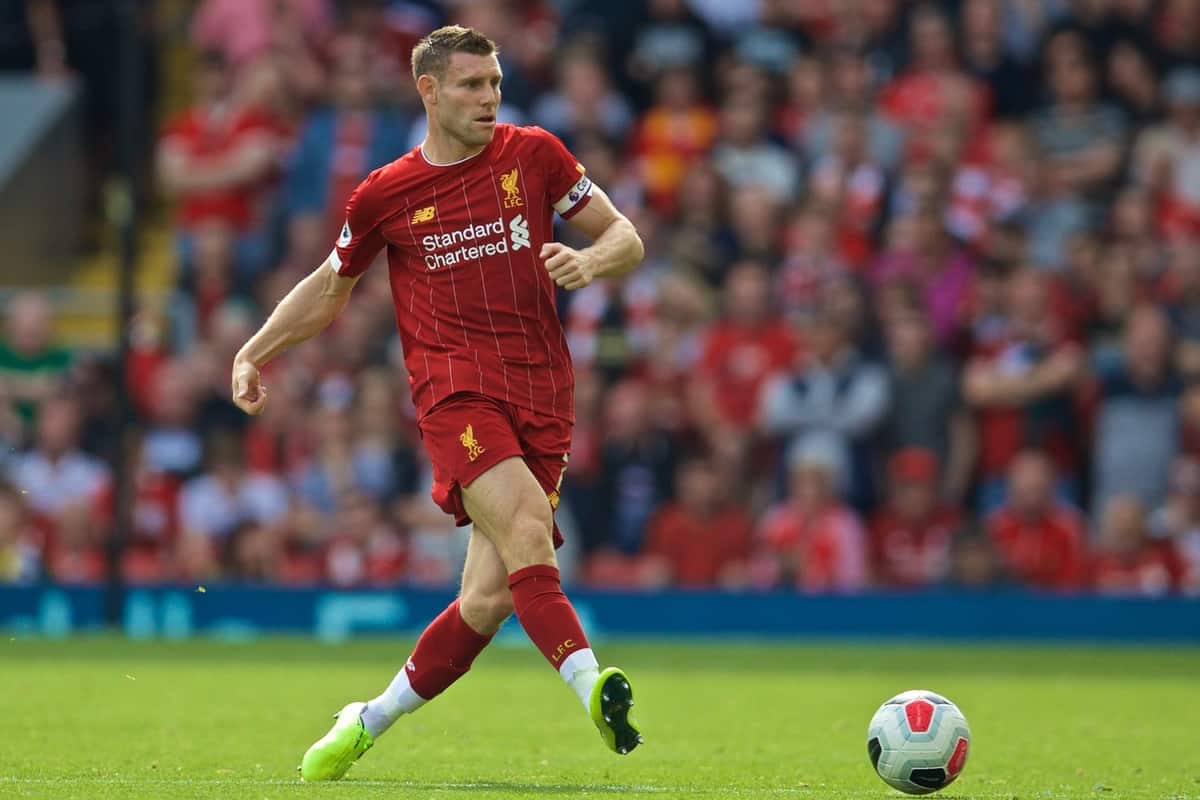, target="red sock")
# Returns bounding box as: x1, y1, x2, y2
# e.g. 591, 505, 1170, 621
508, 564, 590, 669
407, 600, 493, 700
